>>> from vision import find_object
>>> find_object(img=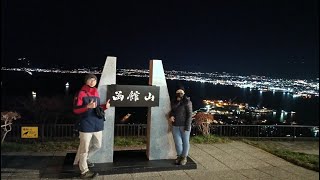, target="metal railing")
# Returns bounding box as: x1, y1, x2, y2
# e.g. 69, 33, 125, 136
114, 124, 147, 137
3, 124, 319, 141
4, 124, 148, 141
191, 124, 319, 139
